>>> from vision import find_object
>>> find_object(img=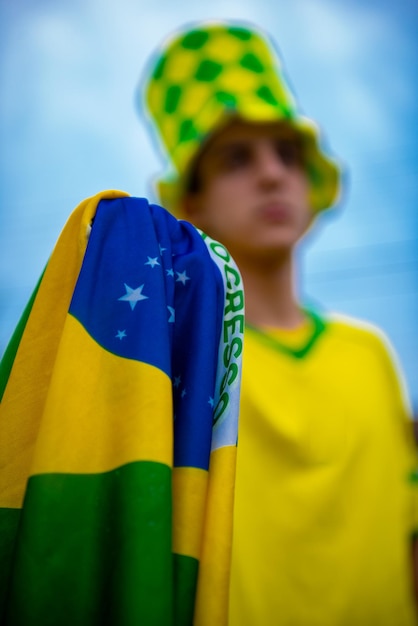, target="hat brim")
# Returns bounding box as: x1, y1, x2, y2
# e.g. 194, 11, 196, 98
154, 100, 341, 216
